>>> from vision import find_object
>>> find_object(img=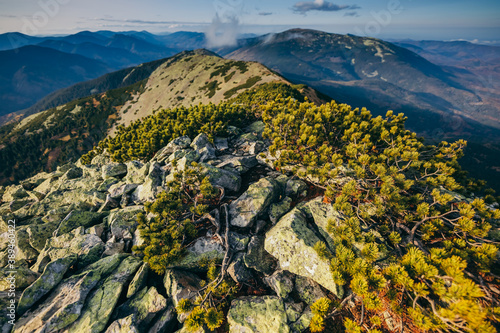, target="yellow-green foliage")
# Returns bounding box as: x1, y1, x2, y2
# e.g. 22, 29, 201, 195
262, 97, 499, 332
132, 163, 218, 274
81, 102, 252, 164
